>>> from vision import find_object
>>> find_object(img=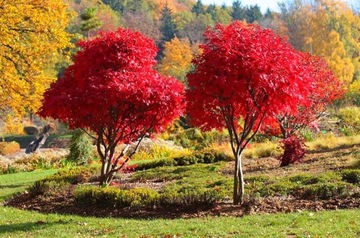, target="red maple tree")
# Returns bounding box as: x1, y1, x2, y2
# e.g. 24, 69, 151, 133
275, 54, 344, 166
39, 28, 185, 185
186, 21, 314, 204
